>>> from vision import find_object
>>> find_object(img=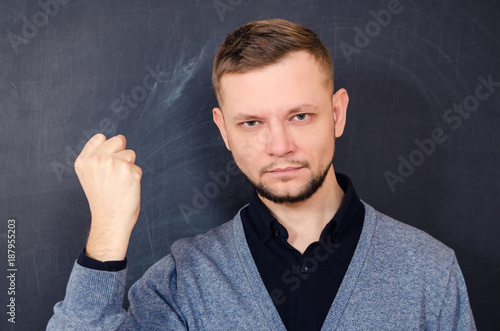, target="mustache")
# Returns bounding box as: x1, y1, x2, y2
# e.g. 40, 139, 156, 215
259, 159, 309, 175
